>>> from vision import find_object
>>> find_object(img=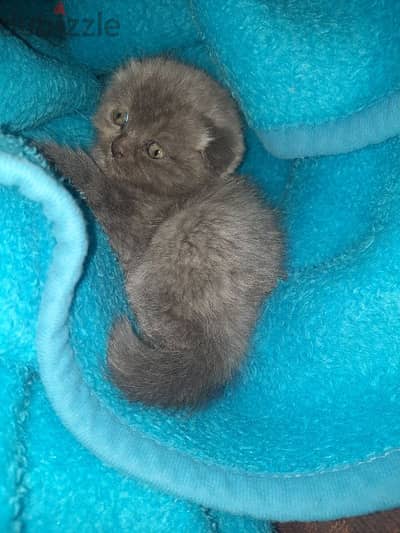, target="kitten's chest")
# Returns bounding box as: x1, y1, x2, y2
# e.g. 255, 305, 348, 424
99, 187, 173, 269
